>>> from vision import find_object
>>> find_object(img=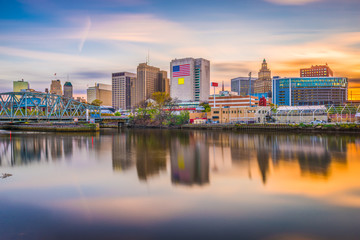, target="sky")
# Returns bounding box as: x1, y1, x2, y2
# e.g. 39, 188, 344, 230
0, 0, 360, 99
